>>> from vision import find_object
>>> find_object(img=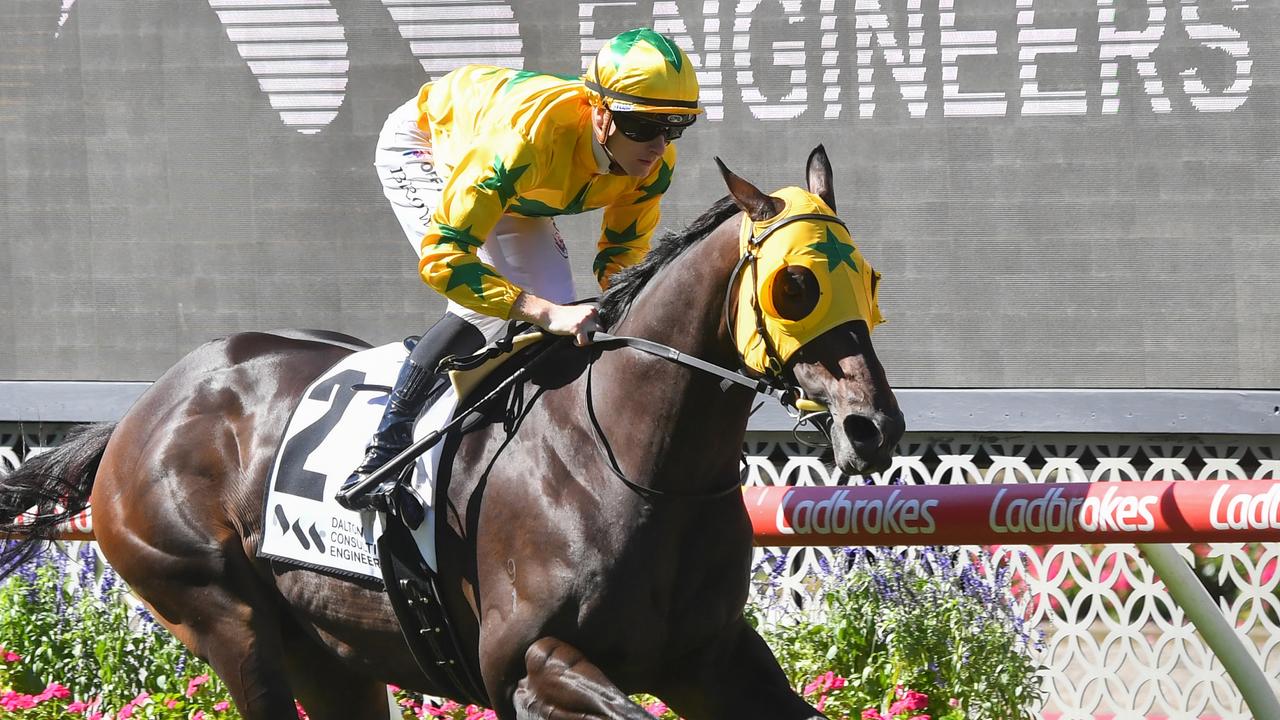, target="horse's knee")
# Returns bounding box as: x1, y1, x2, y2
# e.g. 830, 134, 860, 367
523, 636, 581, 677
